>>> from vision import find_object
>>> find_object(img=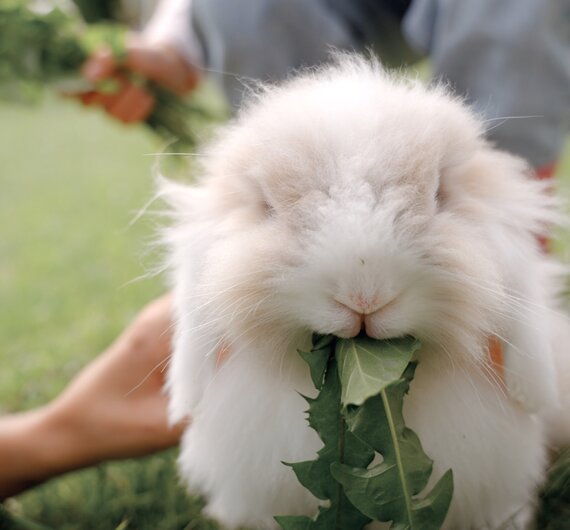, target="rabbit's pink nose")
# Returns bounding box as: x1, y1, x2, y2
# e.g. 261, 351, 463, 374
346, 293, 383, 315
333, 293, 384, 336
